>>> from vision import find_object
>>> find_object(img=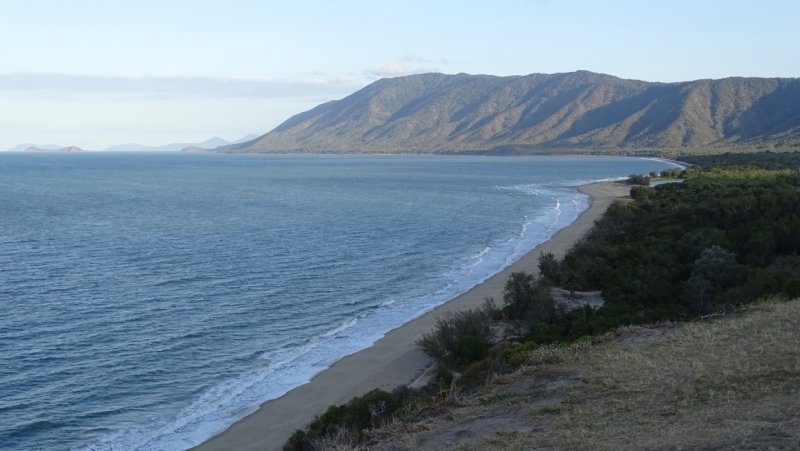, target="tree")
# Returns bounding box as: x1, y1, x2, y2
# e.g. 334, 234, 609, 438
685, 245, 743, 314
630, 185, 652, 203
502, 272, 557, 327
538, 252, 562, 285
626, 174, 650, 186
416, 299, 496, 367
